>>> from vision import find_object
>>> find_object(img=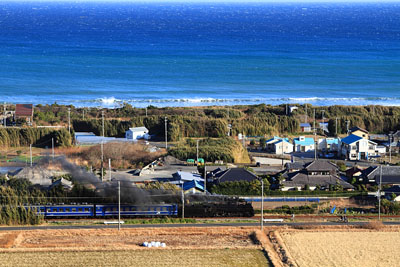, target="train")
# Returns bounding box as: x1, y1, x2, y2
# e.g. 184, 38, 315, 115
26, 204, 179, 218
24, 198, 254, 218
